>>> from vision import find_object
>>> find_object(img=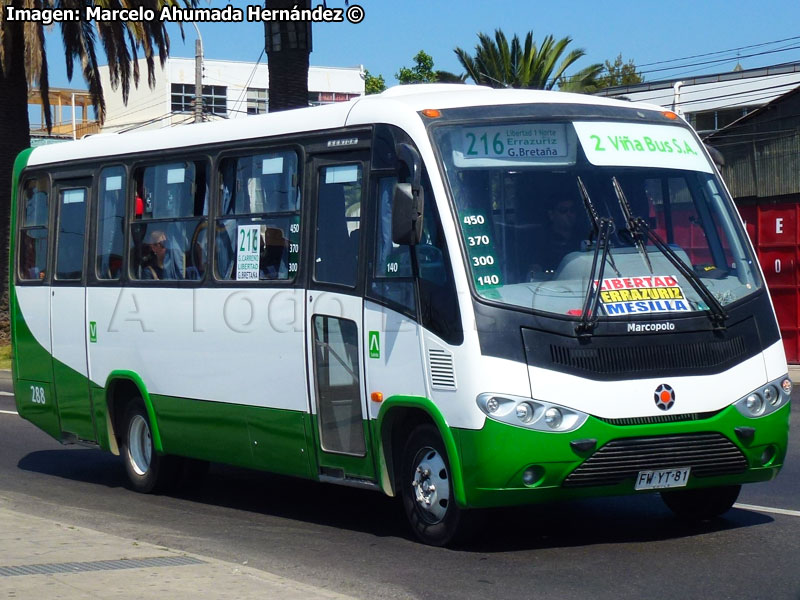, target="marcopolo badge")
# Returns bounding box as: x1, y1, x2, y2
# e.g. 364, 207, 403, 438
654, 383, 675, 411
